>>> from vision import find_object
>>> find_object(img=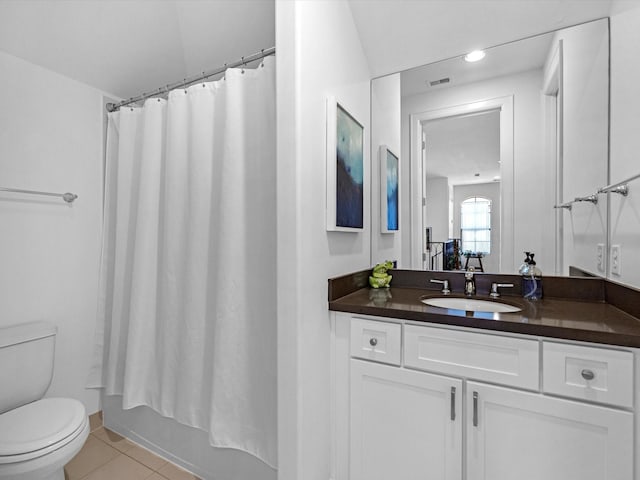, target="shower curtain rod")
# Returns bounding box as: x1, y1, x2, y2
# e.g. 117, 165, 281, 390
106, 46, 275, 112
